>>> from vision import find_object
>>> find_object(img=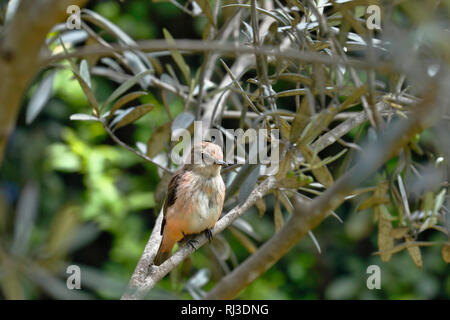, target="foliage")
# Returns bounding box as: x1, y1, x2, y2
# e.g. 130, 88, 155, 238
0, 0, 449, 299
